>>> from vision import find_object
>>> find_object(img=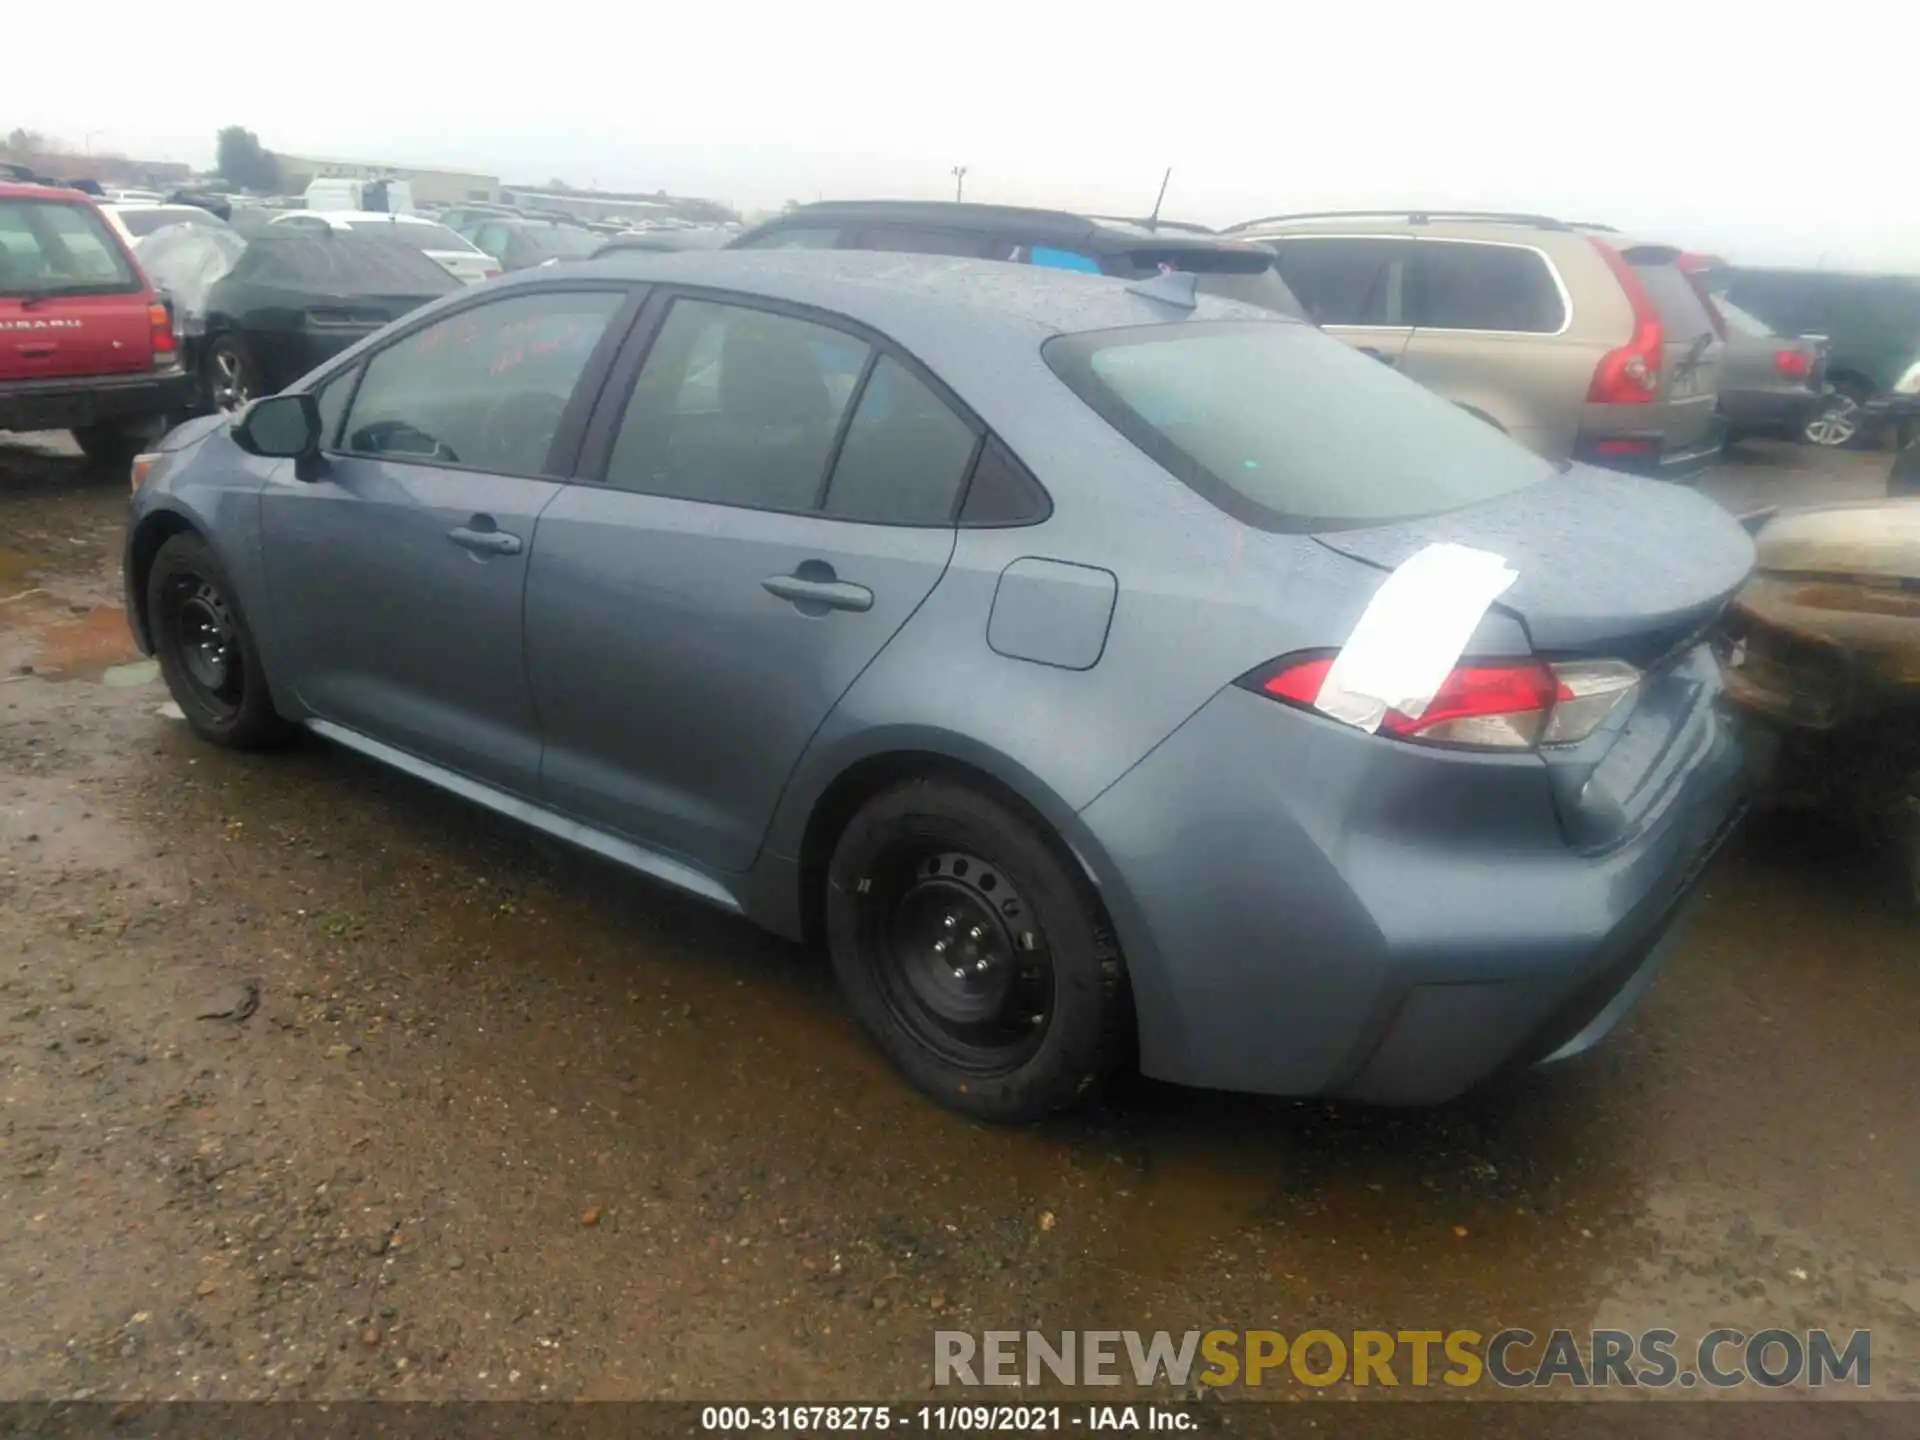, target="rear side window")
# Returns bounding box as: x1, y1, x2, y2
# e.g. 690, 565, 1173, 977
1628, 259, 1717, 343
605, 299, 870, 510
1044, 320, 1553, 530
853, 225, 992, 258
0, 199, 137, 297
823, 355, 980, 524
1410, 242, 1565, 333
1266, 237, 1406, 326
736, 227, 841, 250
342, 290, 625, 474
